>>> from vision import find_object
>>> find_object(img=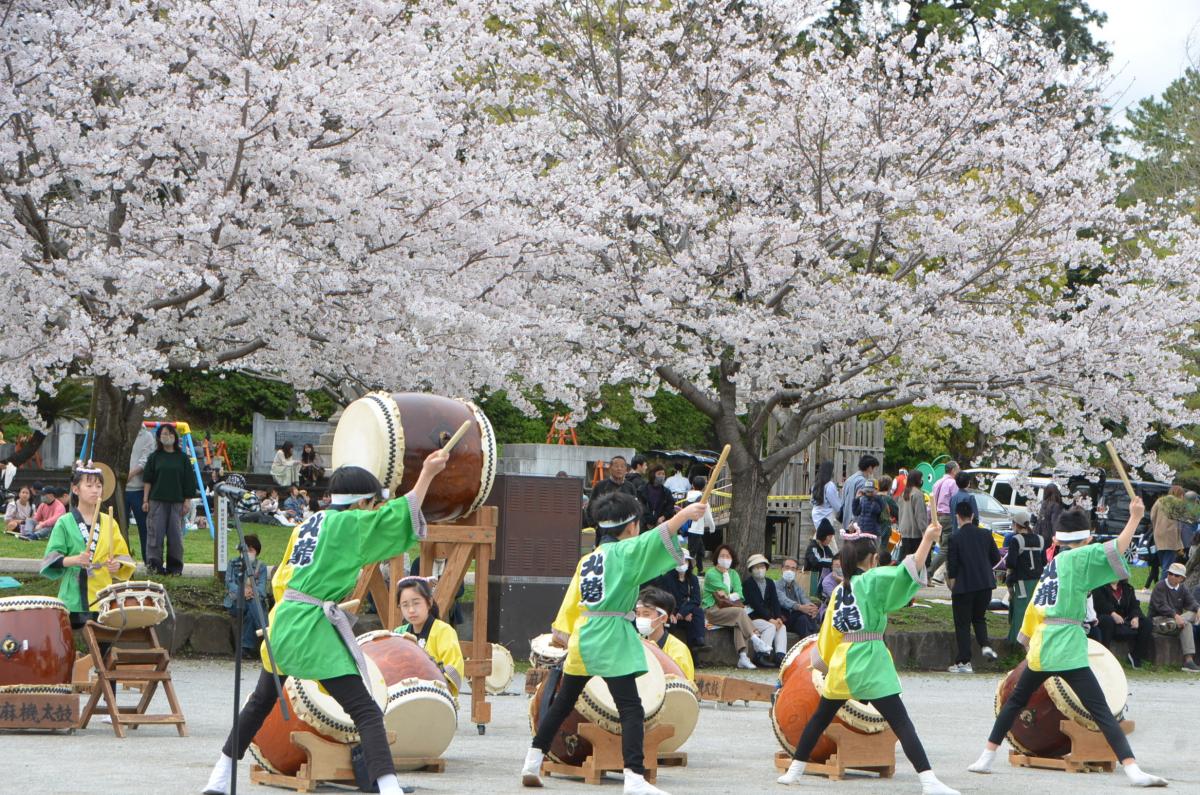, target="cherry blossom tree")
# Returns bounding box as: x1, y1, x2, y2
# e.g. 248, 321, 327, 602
458, 0, 1200, 559
0, 0, 518, 474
